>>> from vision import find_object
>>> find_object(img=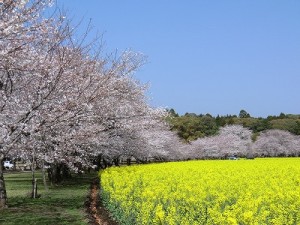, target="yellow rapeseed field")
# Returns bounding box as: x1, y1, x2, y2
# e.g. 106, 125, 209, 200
100, 158, 300, 225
